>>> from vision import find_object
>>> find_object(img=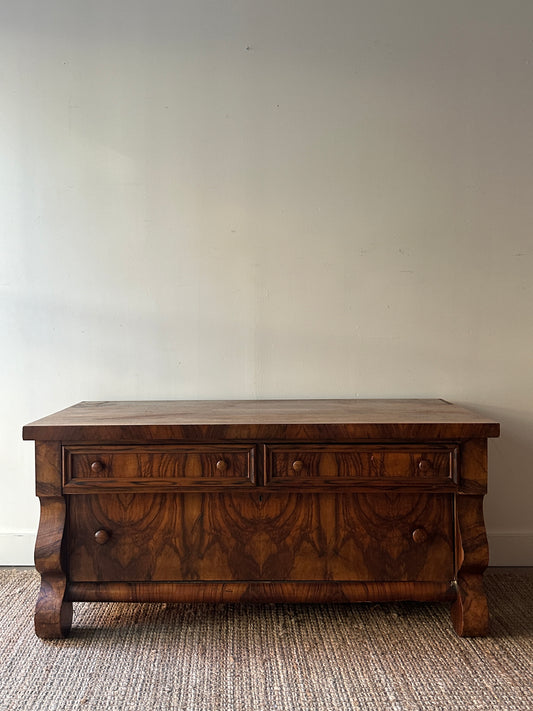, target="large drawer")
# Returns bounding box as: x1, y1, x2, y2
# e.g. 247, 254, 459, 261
265, 444, 456, 487
63, 445, 256, 491
67, 492, 455, 583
